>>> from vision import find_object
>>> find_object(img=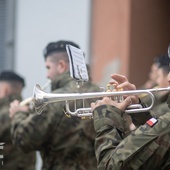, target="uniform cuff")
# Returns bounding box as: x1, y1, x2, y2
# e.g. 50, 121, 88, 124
93, 105, 126, 132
